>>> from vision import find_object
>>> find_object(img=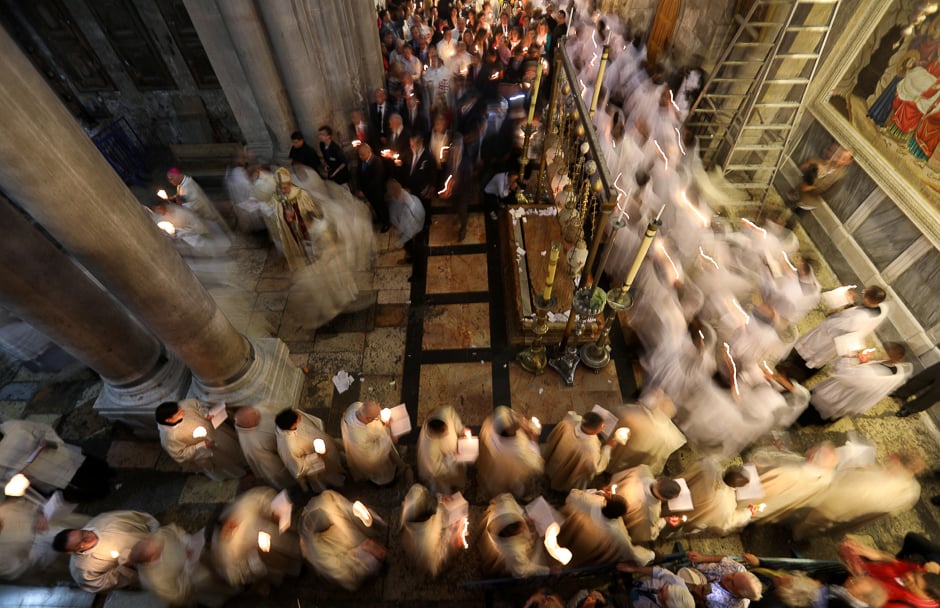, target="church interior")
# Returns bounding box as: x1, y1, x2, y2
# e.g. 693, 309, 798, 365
0, 0, 938, 607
